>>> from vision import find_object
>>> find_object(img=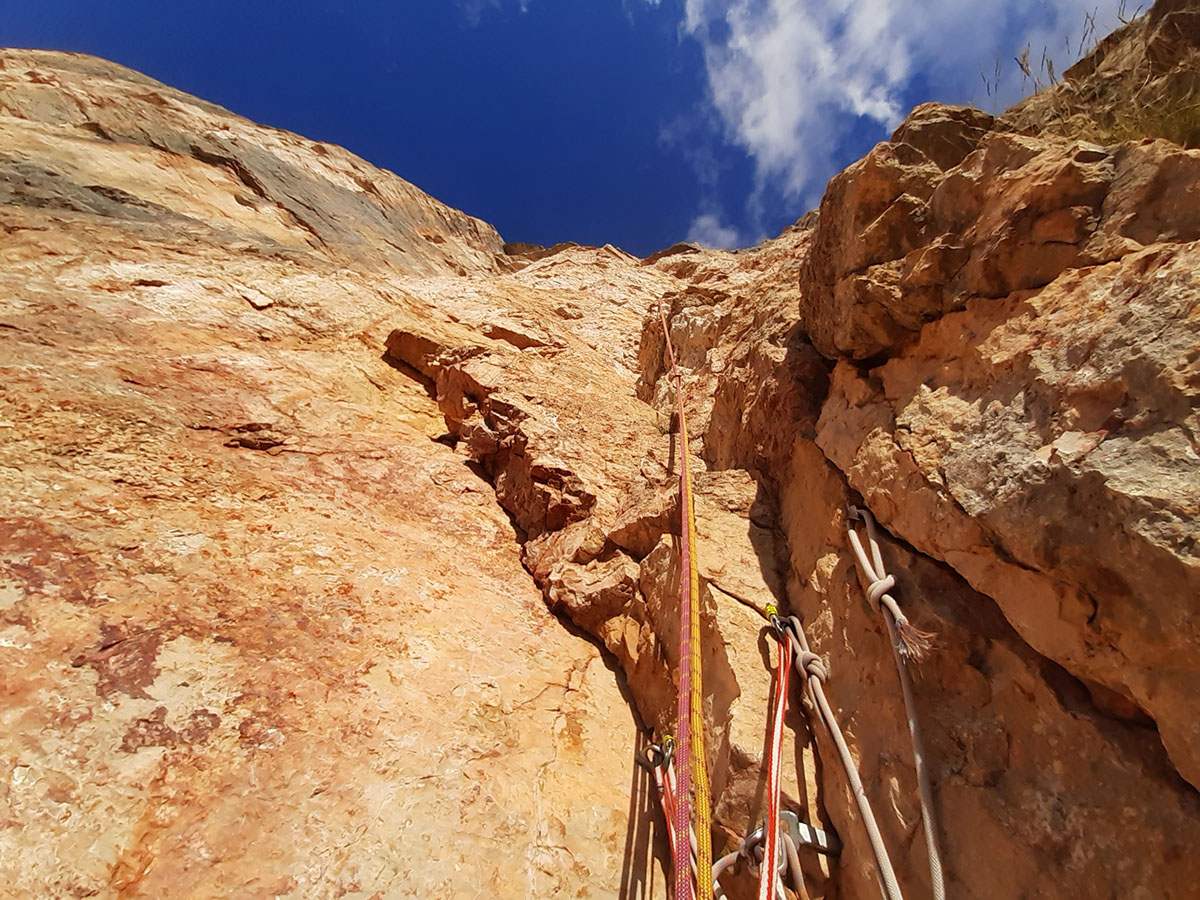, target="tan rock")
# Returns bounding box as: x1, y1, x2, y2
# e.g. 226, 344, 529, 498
801, 94, 1200, 360
890, 103, 995, 172
382, 237, 829, 888
816, 243, 1200, 790
0, 48, 656, 899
